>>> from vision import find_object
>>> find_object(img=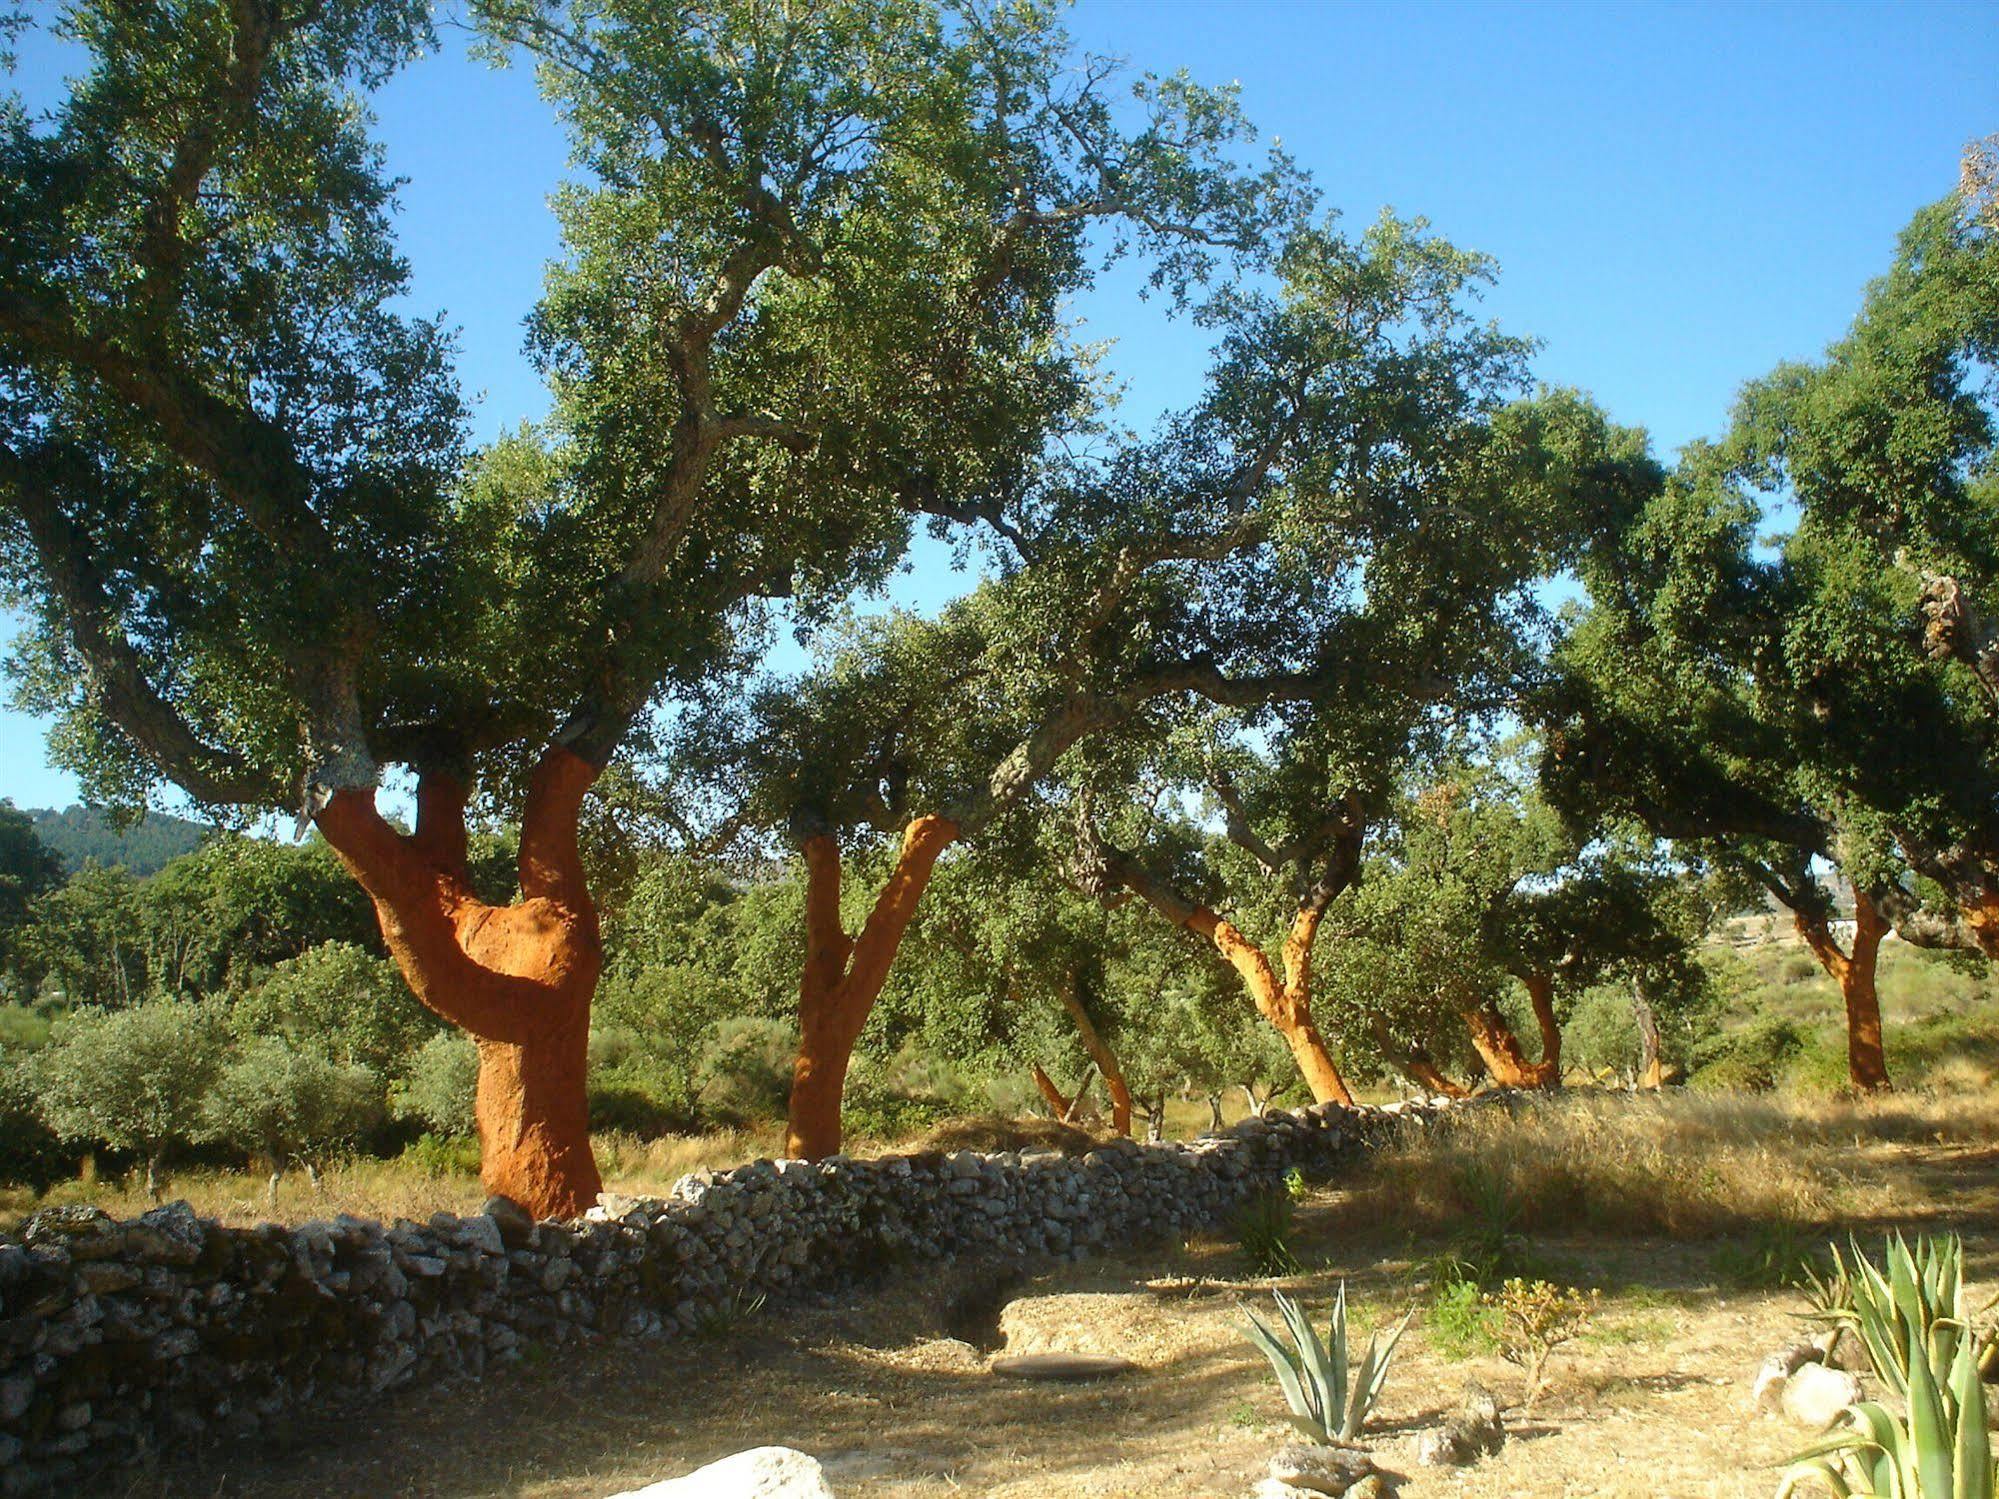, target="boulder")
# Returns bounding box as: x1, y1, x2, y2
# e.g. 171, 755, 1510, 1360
1267, 1442, 1377, 1494
1416, 1388, 1504, 1467
1753, 1342, 1826, 1412
1782, 1362, 1863, 1430
607, 1446, 835, 1498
